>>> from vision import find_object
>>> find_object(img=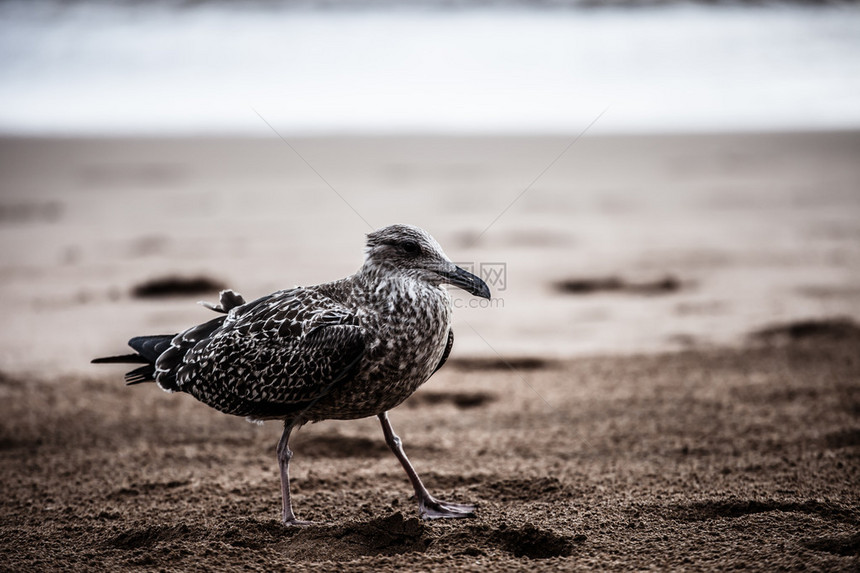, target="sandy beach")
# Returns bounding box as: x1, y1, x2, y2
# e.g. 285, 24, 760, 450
1, 132, 859, 570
